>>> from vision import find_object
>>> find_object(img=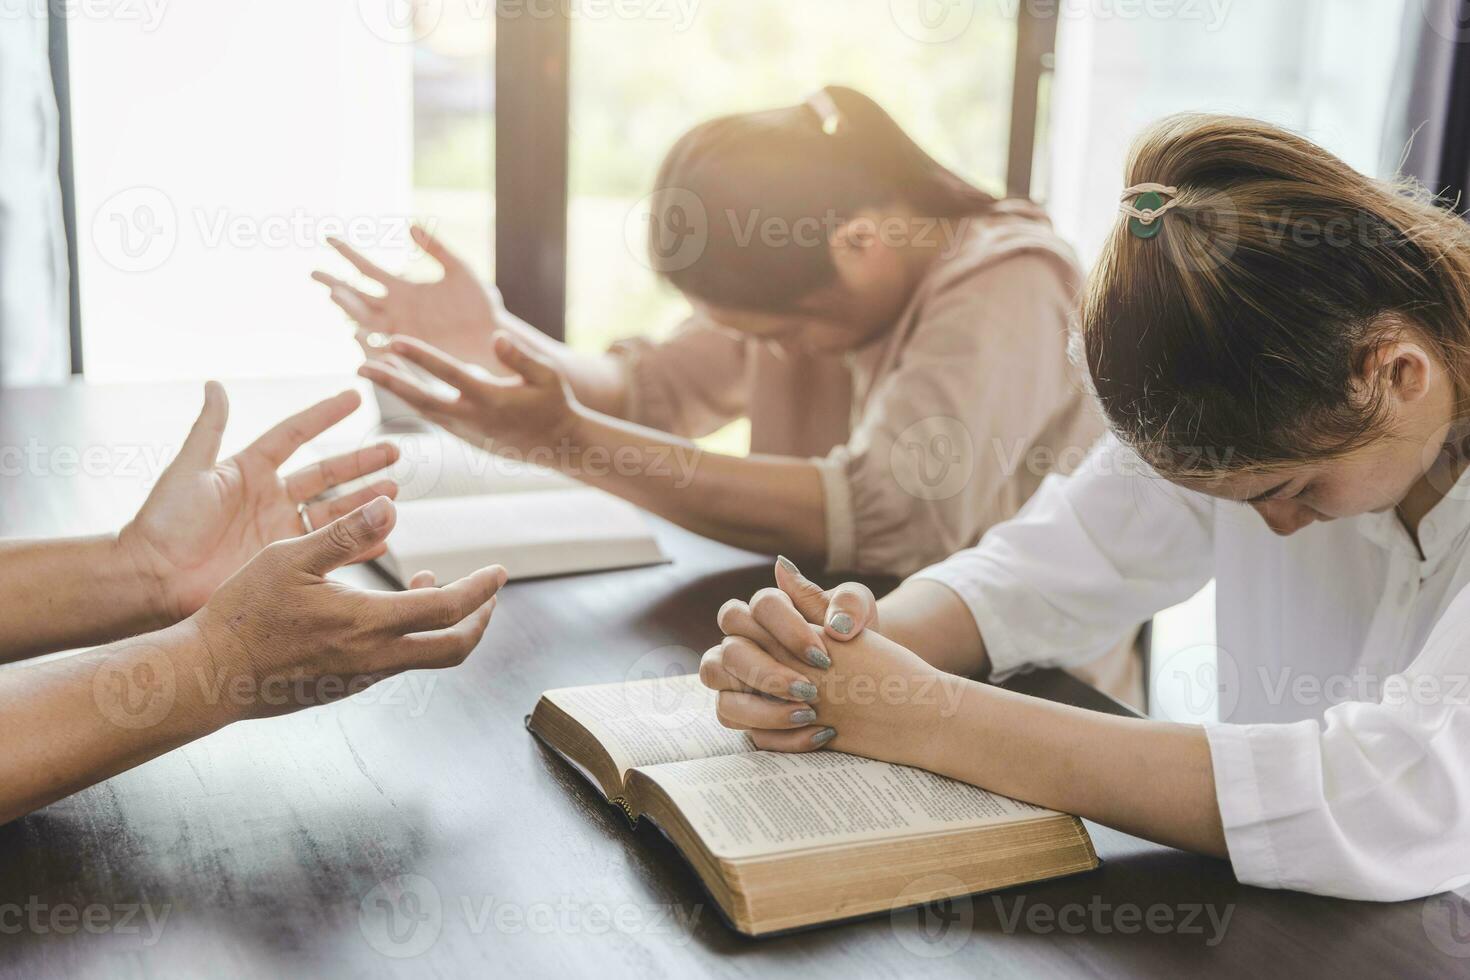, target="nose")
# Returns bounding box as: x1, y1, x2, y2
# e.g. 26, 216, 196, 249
1252, 499, 1318, 536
